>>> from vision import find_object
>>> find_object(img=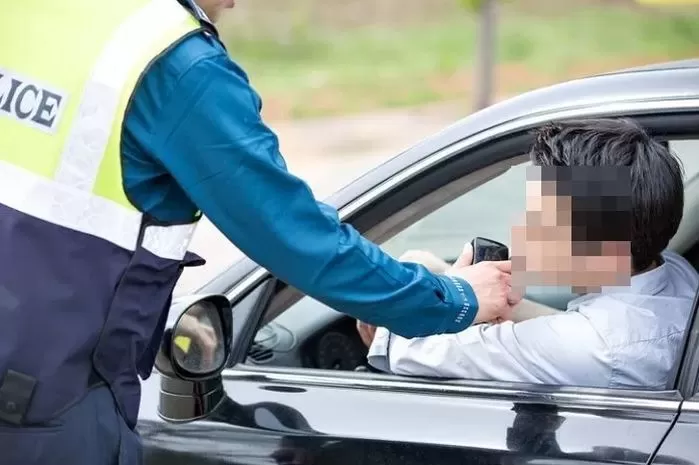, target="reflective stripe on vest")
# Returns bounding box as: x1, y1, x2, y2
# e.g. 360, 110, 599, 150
0, 0, 200, 259
0, 0, 204, 427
